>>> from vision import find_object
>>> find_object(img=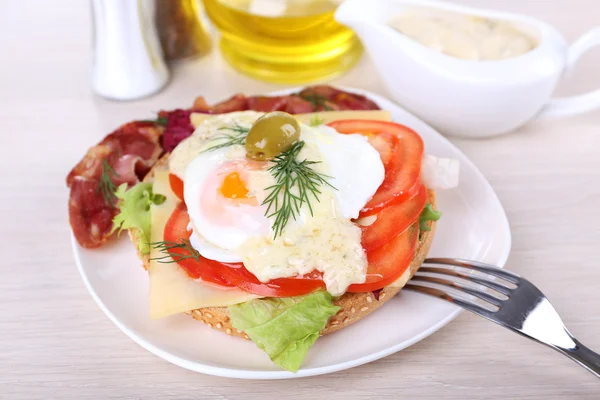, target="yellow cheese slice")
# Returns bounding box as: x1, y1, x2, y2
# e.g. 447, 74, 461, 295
190, 110, 391, 128
148, 169, 258, 319
294, 110, 391, 125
